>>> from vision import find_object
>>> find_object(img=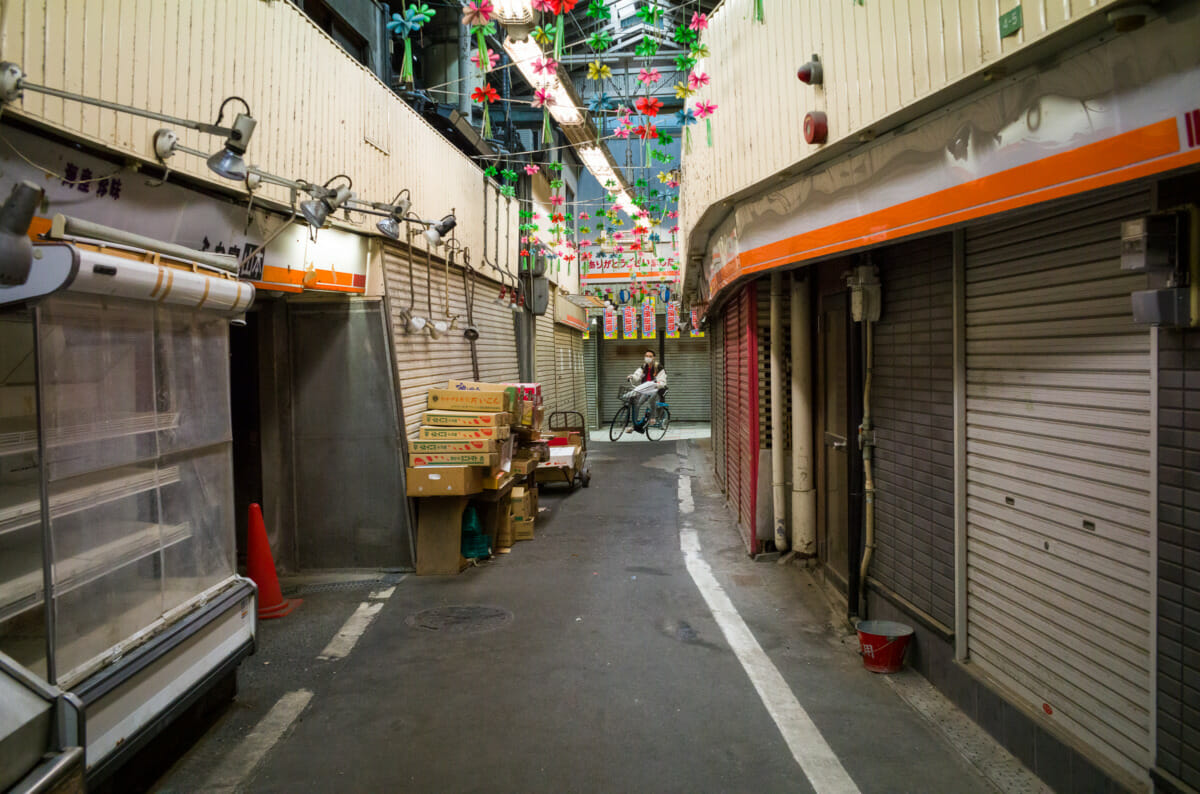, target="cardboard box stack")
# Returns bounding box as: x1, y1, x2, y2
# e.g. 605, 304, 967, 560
408, 380, 546, 555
